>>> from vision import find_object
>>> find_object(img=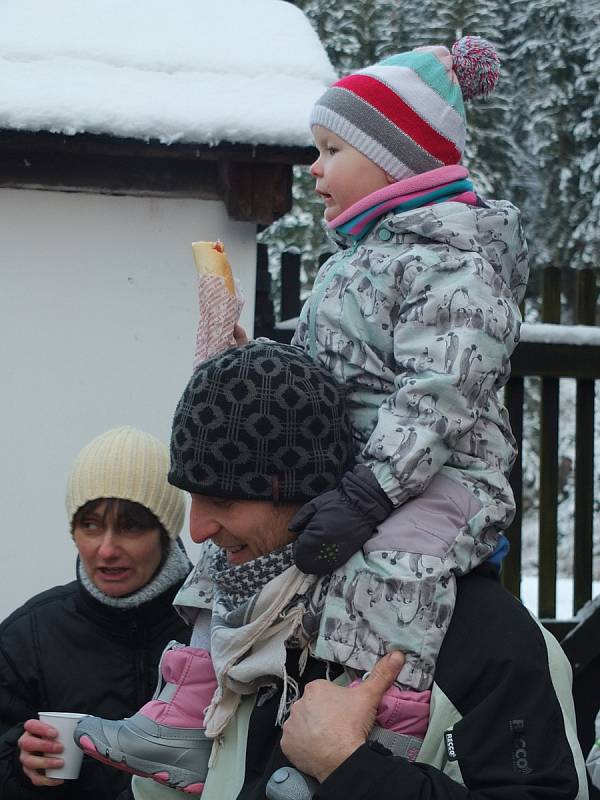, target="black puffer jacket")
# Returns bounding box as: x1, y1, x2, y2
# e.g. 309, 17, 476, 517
0, 573, 190, 799
190, 568, 585, 800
